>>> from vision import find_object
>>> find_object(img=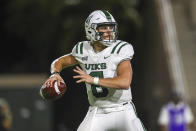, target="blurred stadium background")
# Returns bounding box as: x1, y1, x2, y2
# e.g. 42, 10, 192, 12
0, 0, 196, 130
